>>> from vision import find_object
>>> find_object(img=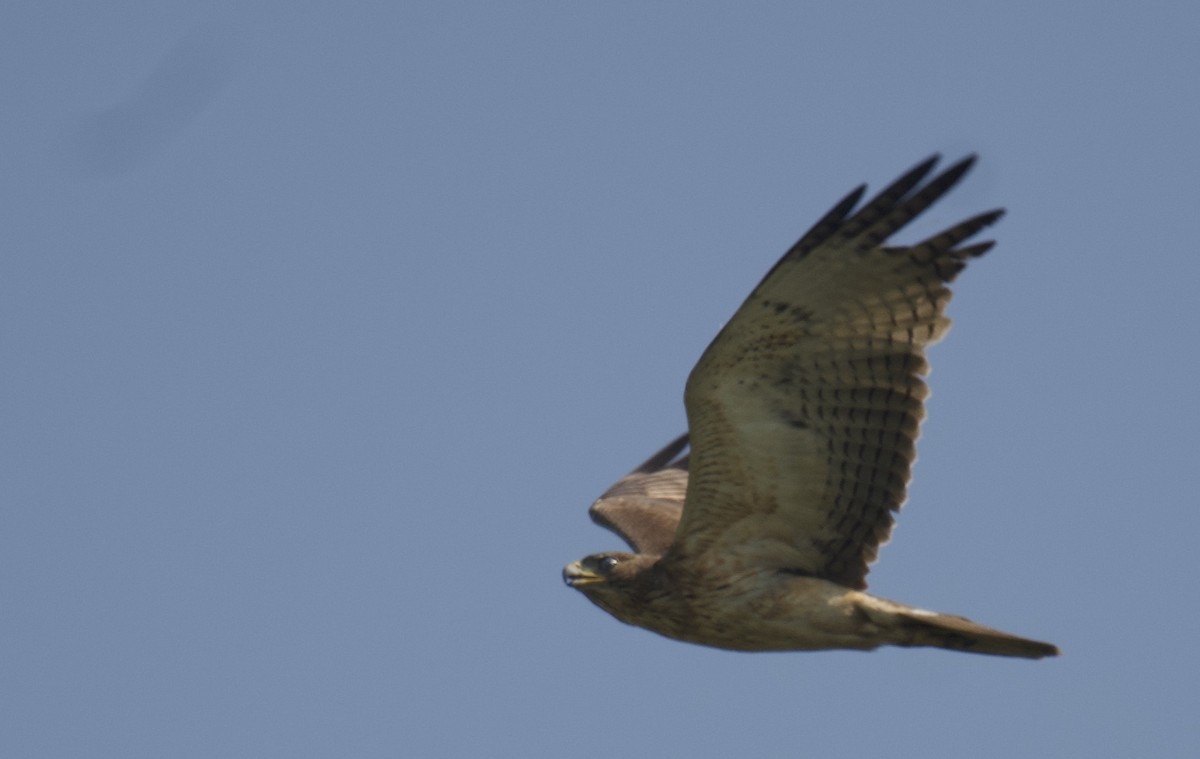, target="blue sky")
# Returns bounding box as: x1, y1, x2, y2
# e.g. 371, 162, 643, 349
3, 2, 1198, 757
